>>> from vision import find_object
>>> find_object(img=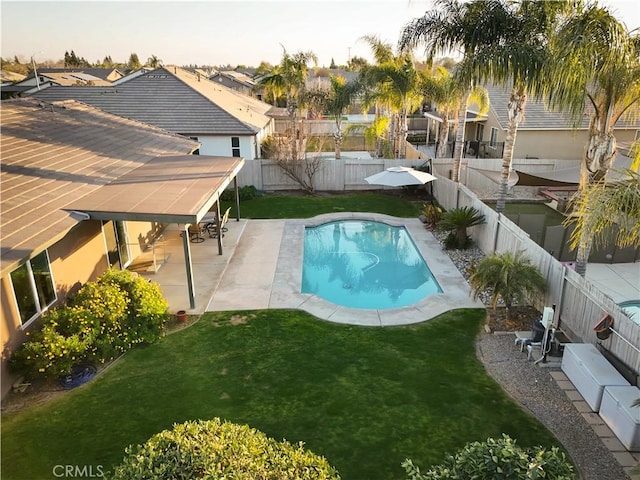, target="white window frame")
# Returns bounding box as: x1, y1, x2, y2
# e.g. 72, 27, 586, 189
9, 250, 57, 328
489, 127, 498, 149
